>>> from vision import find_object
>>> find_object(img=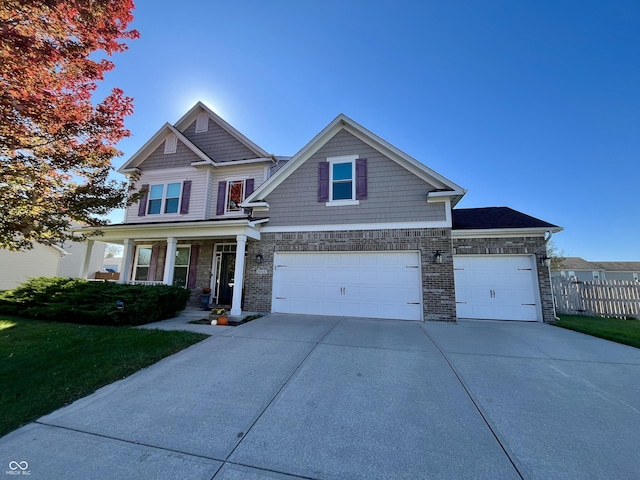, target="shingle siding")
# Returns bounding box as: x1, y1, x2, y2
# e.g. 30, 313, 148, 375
264, 130, 443, 226
138, 139, 199, 170
182, 118, 259, 162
